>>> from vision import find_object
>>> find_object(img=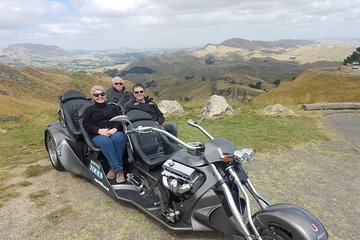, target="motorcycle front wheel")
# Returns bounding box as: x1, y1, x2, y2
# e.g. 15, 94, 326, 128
259, 223, 292, 240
